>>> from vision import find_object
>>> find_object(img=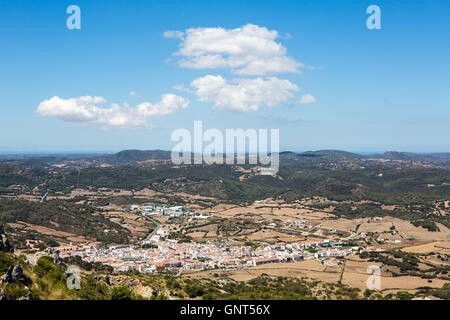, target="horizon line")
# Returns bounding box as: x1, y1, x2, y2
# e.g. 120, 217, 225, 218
1, 149, 450, 156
